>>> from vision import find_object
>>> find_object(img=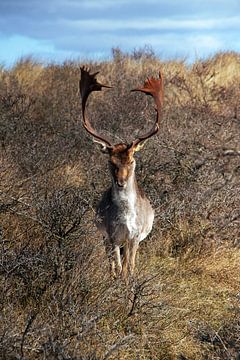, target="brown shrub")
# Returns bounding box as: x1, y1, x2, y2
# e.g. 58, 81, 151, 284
0, 49, 239, 359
